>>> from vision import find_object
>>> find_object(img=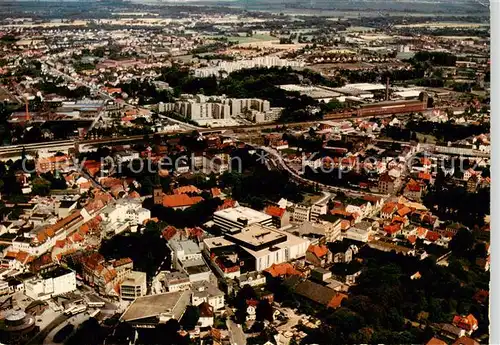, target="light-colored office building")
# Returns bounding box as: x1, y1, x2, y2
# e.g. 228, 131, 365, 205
213, 206, 273, 233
